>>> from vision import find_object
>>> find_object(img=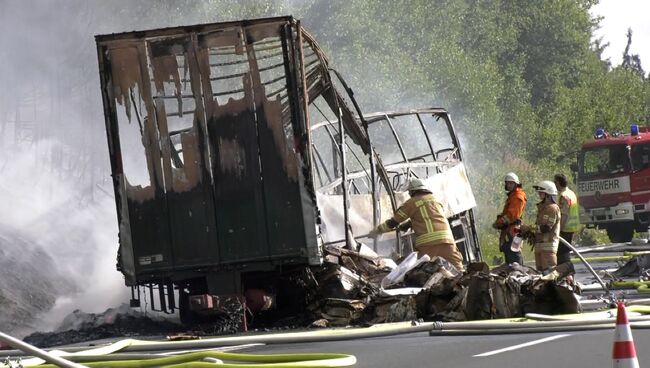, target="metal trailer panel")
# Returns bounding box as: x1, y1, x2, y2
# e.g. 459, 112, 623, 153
96, 17, 317, 284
